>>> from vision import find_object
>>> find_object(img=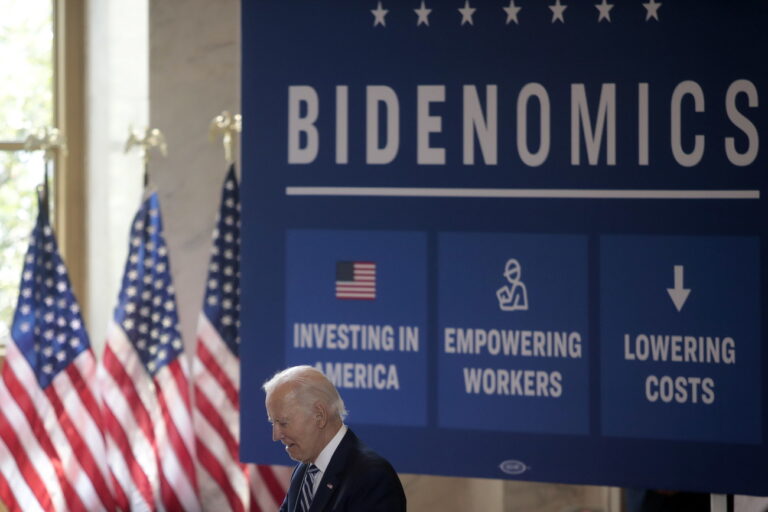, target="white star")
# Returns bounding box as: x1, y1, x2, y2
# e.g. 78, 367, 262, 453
22, 288, 32, 298
207, 296, 218, 306
20, 322, 30, 332
222, 315, 233, 326
43, 346, 54, 357
371, 1, 388, 27
643, 0, 661, 21
549, 0, 567, 23
414, 1, 431, 26
70, 319, 81, 330
126, 286, 137, 297
503, 0, 521, 24
595, 0, 613, 22
56, 281, 66, 292
224, 232, 234, 243
164, 300, 175, 311
43, 364, 53, 374
172, 339, 183, 350
458, 0, 476, 26
70, 337, 80, 348
56, 351, 66, 362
